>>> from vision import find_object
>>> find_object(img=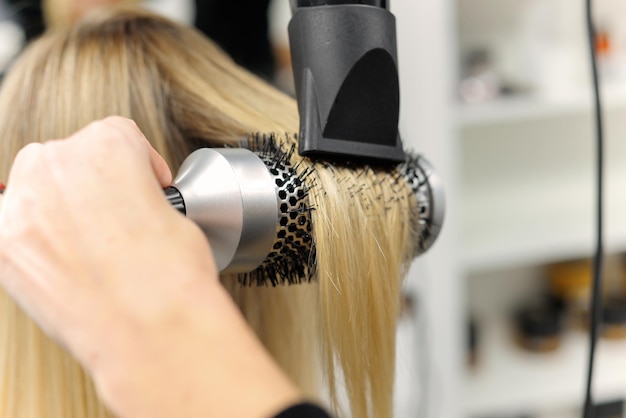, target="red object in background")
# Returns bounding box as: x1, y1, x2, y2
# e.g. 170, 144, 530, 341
0, 182, 5, 193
